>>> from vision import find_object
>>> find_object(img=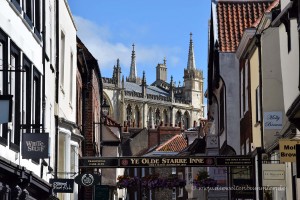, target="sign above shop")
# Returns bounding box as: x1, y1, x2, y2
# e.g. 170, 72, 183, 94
22, 133, 49, 159
74, 173, 100, 187
79, 156, 253, 168
50, 179, 74, 193
279, 139, 300, 162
